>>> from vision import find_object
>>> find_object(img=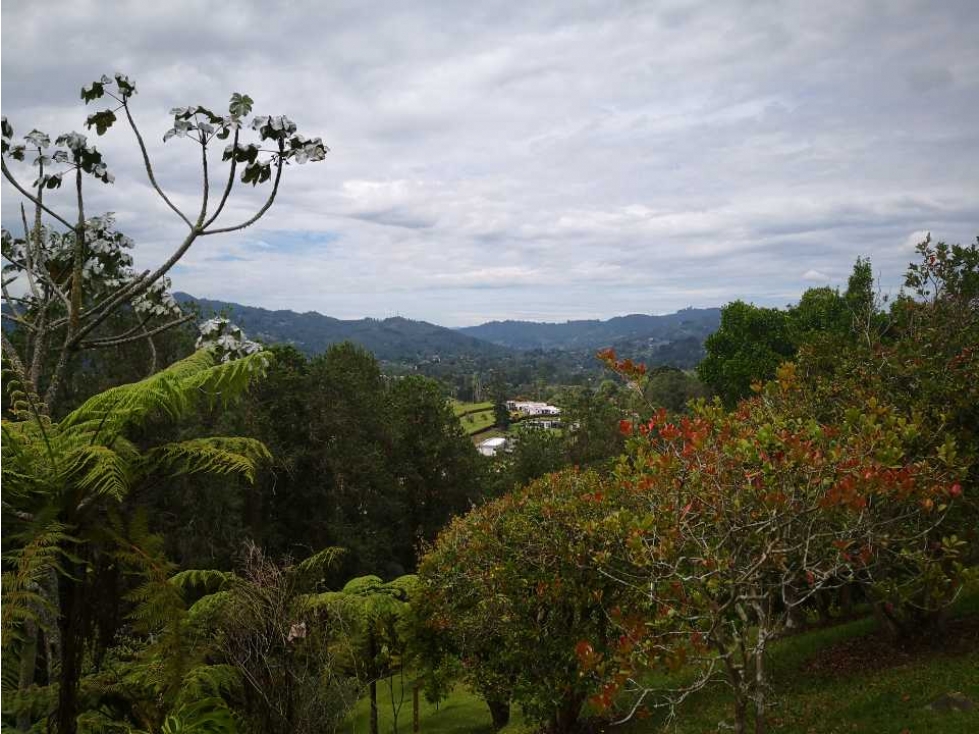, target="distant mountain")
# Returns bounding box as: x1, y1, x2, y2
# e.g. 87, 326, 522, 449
173, 295, 719, 371
174, 294, 511, 362
457, 308, 721, 352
